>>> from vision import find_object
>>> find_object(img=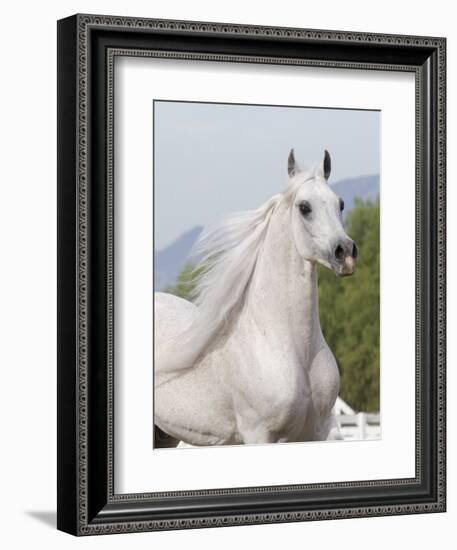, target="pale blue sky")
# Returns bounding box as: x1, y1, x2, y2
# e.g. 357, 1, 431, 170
154, 101, 380, 250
